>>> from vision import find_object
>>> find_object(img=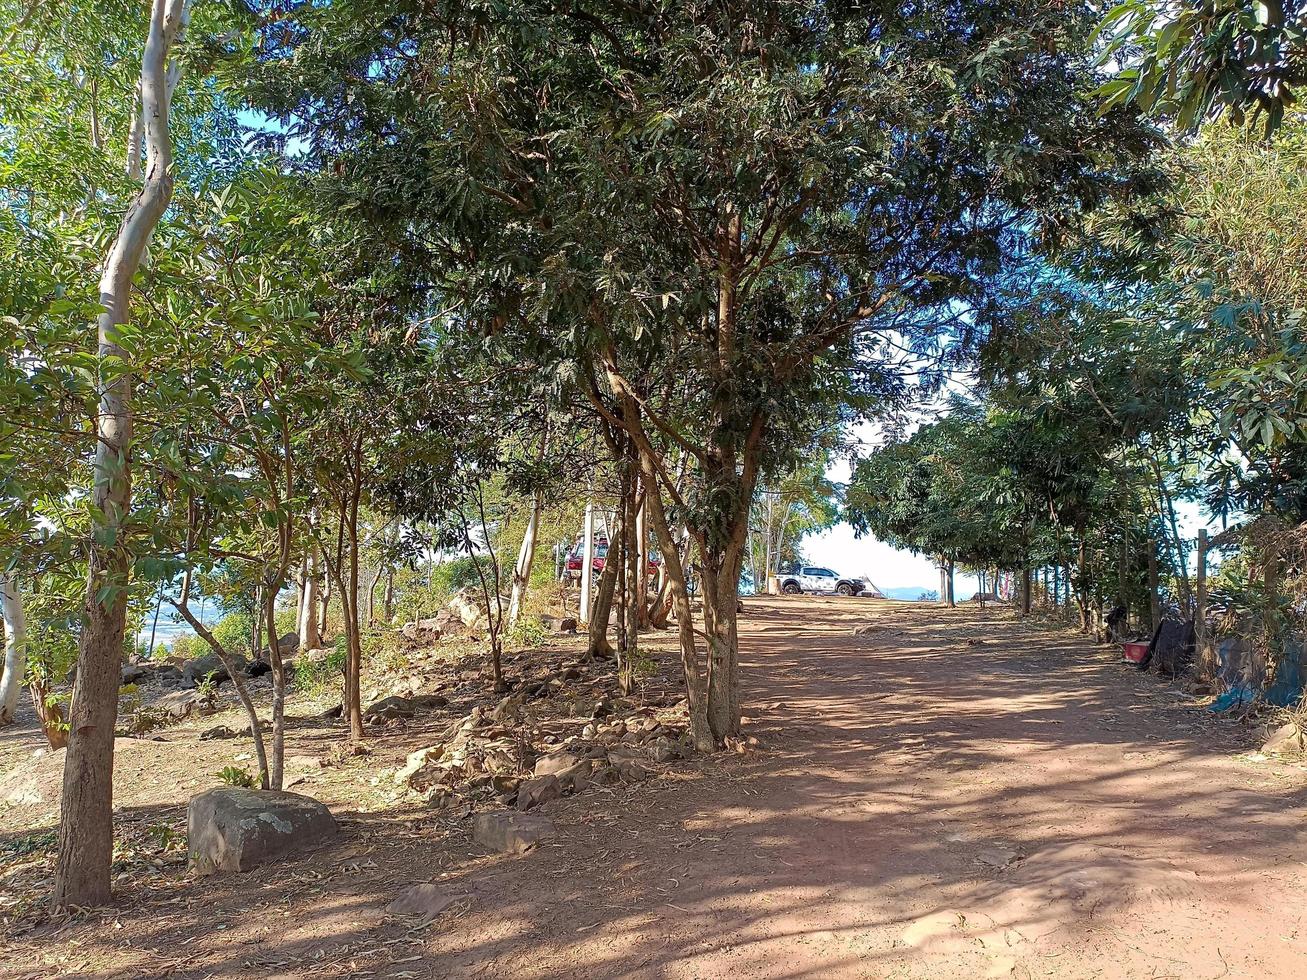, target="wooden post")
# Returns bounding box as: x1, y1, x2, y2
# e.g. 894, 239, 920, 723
579, 502, 595, 623
1148, 538, 1160, 633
